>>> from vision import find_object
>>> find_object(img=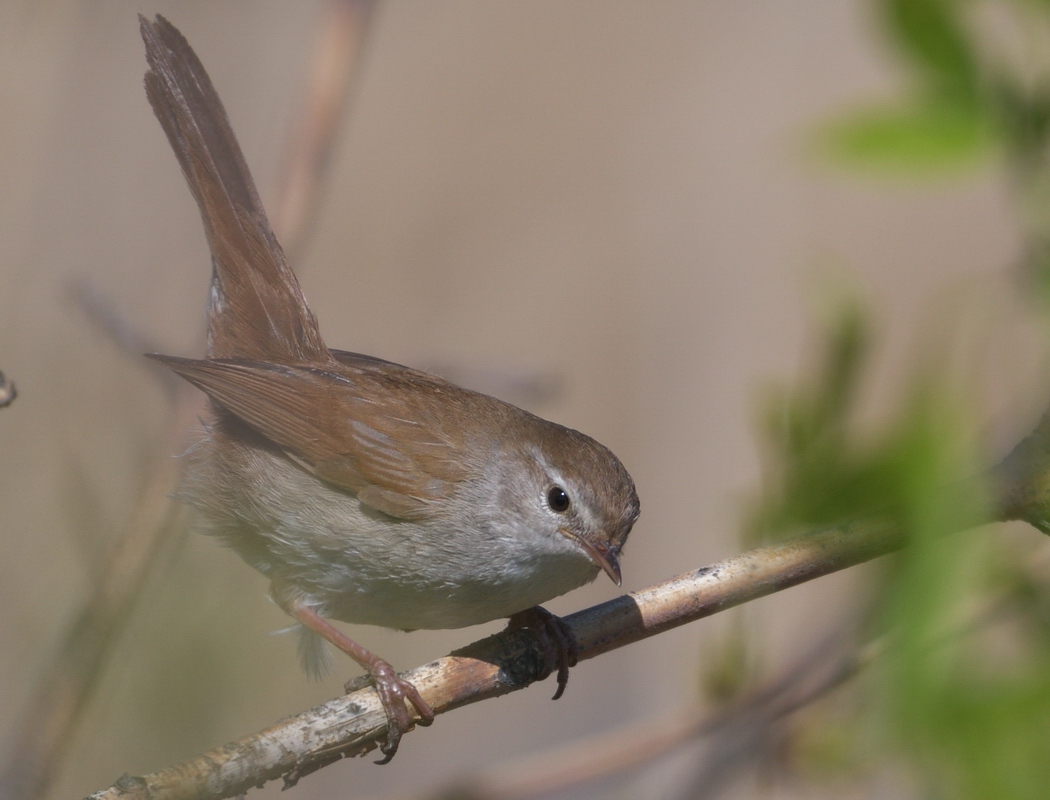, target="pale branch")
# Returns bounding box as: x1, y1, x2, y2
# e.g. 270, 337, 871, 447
402, 561, 1019, 800
79, 401, 1050, 800
417, 624, 865, 800
84, 516, 905, 800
